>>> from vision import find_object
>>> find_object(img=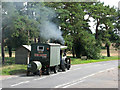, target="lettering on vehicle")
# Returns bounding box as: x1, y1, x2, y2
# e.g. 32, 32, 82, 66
34, 54, 47, 58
